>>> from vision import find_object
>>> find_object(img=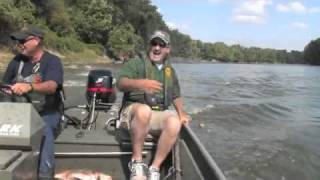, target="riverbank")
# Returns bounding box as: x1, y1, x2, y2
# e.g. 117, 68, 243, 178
0, 49, 113, 70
